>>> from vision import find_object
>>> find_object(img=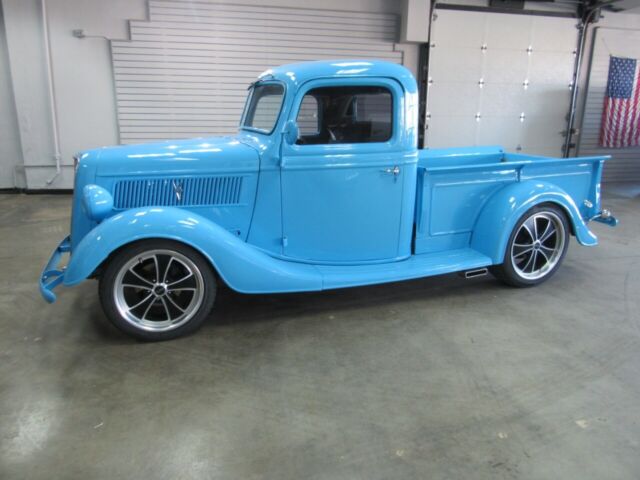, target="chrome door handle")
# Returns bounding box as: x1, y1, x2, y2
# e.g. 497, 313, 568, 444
381, 166, 401, 176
